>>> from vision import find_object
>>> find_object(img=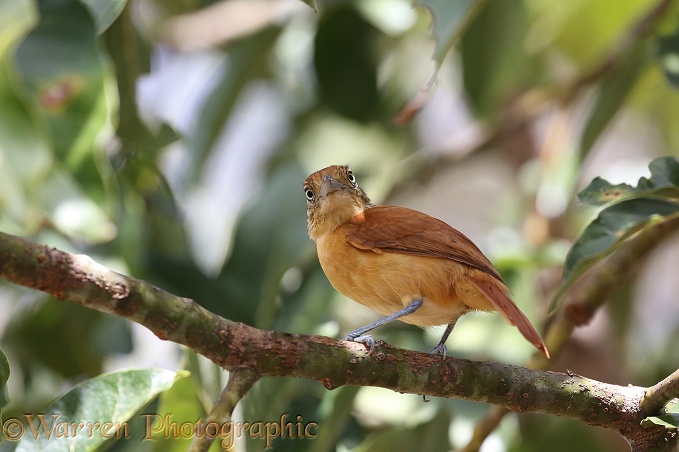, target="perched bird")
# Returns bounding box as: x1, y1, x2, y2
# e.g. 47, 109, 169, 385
303, 164, 549, 358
